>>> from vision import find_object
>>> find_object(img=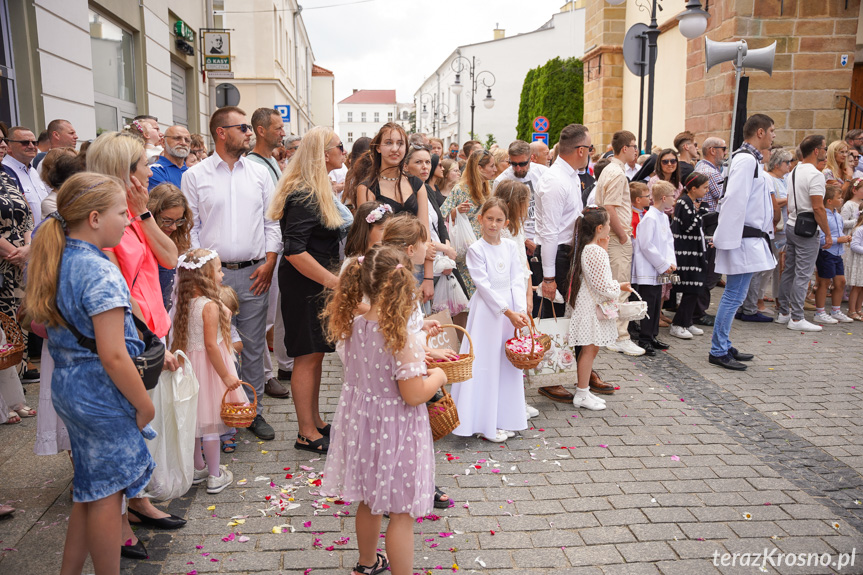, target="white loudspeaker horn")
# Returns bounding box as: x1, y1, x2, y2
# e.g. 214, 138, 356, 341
742, 42, 776, 76
705, 38, 747, 72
